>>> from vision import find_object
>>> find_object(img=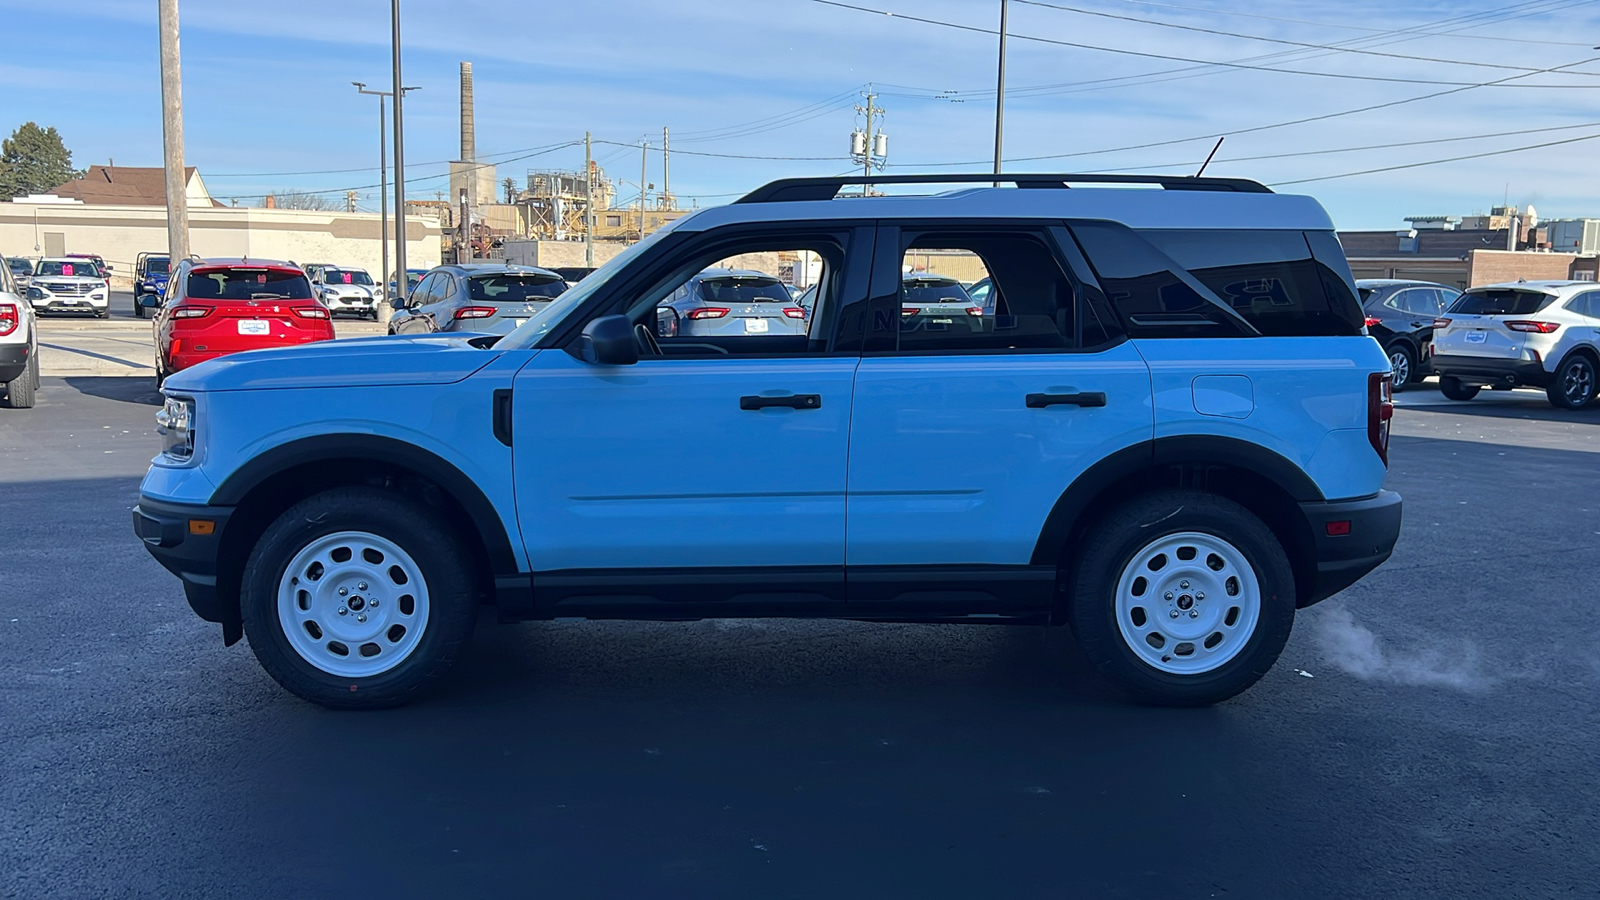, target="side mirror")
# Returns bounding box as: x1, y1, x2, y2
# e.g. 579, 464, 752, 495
571, 314, 638, 366
138, 294, 161, 309
655, 306, 679, 338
